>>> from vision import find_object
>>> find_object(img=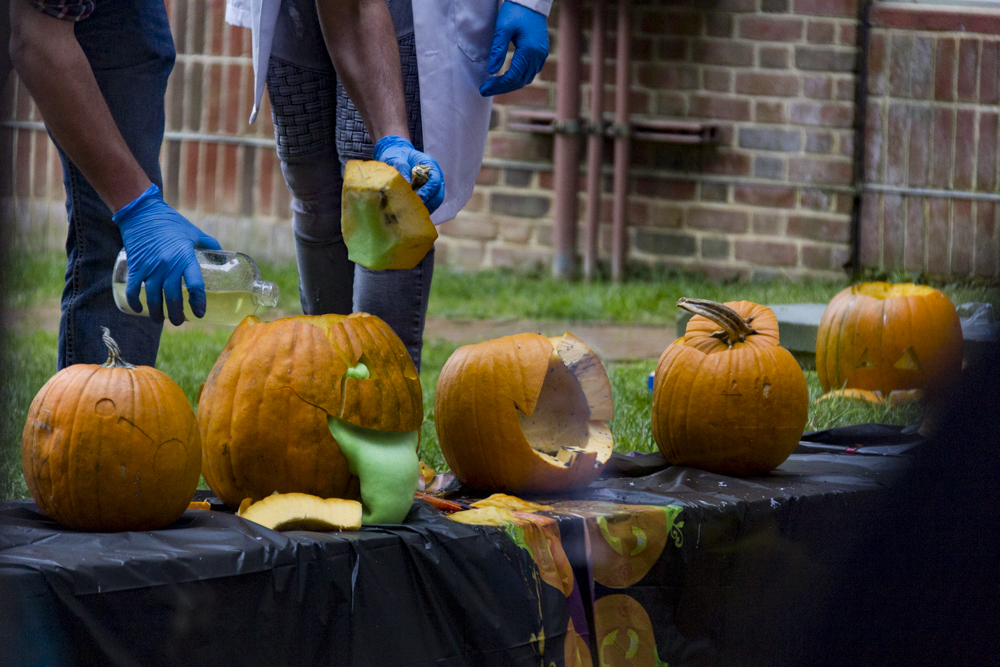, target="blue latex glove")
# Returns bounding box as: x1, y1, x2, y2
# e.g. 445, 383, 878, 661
112, 184, 222, 326
480, 2, 549, 97
373, 135, 445, 214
